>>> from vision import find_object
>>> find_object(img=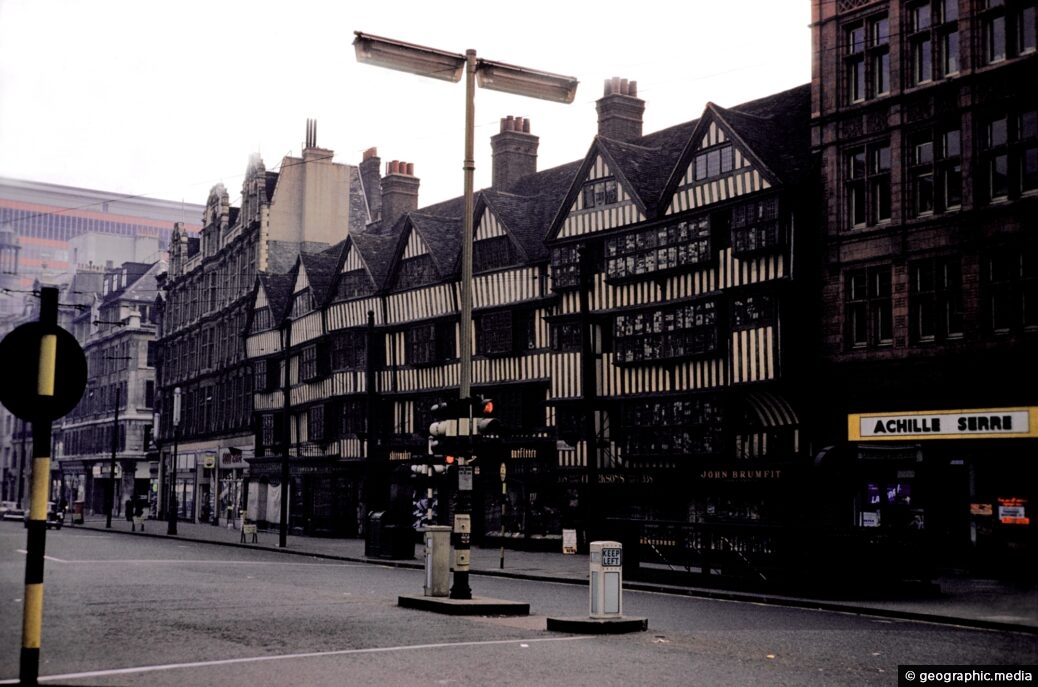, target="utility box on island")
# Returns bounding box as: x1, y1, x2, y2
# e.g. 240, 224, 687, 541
589, 541, 623, 618
423, 526, 452, 597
